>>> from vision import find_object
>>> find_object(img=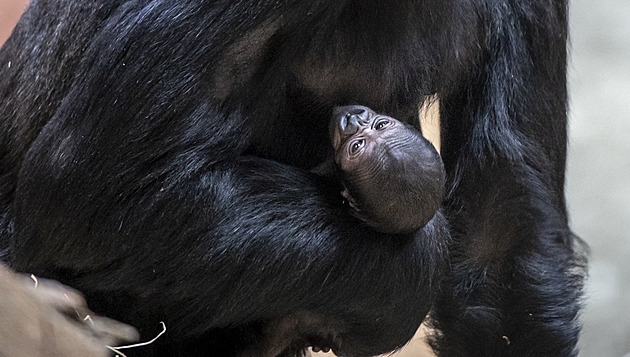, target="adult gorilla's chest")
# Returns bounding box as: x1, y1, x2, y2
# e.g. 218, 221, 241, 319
238, 3, 461, 169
